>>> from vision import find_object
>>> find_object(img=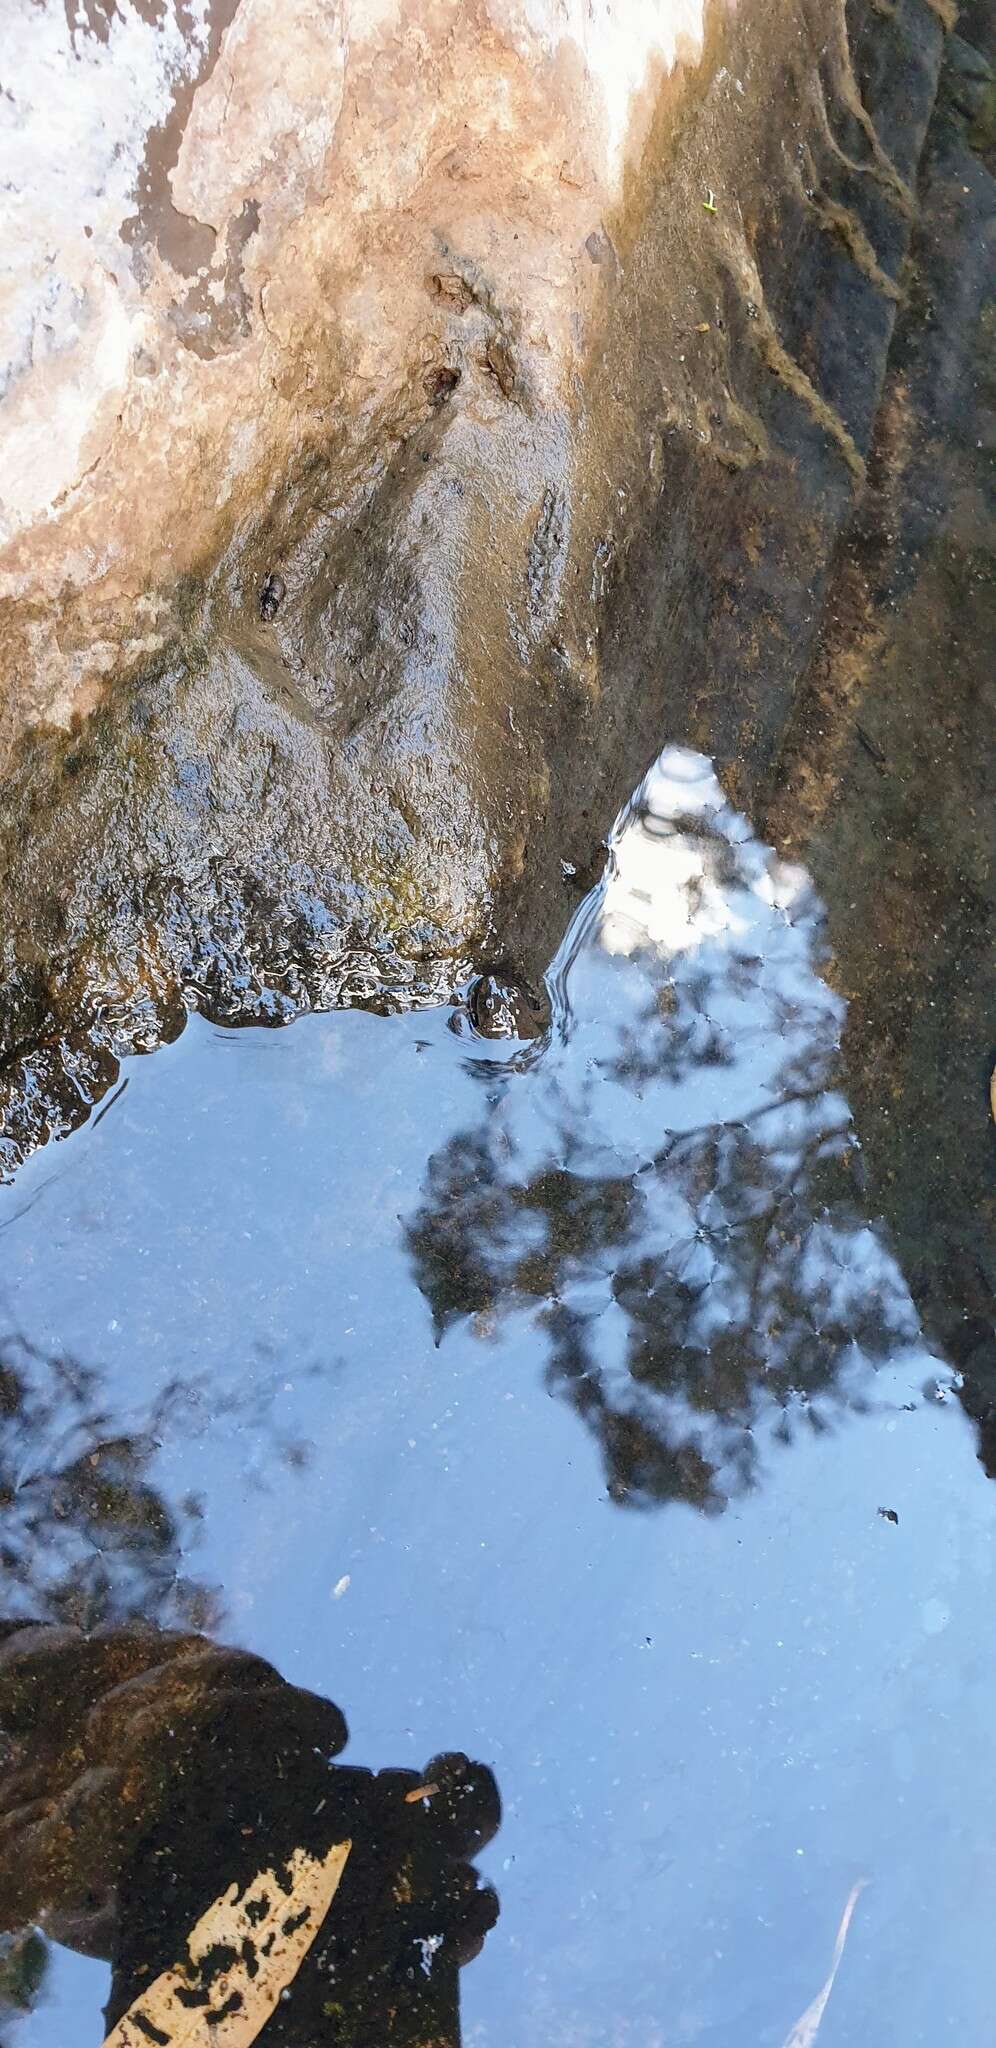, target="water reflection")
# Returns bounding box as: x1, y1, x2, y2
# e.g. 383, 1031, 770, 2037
0, 1622, 499, 2044
0, 1323, 332, 1633
410, 752, 930, 1510
0, 747, 989, 2045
